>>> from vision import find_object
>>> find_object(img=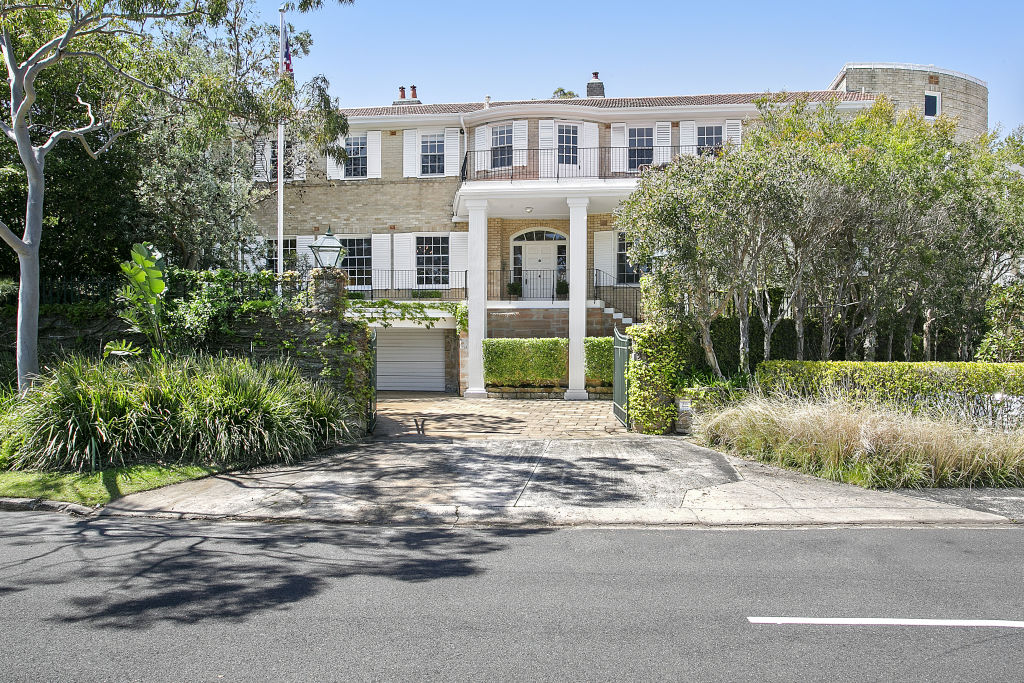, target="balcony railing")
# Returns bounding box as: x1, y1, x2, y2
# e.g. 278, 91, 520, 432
591, 269, 643, 323
463, 146, 708, 182
488, 269, 567, 301
347, 269, 467, 302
